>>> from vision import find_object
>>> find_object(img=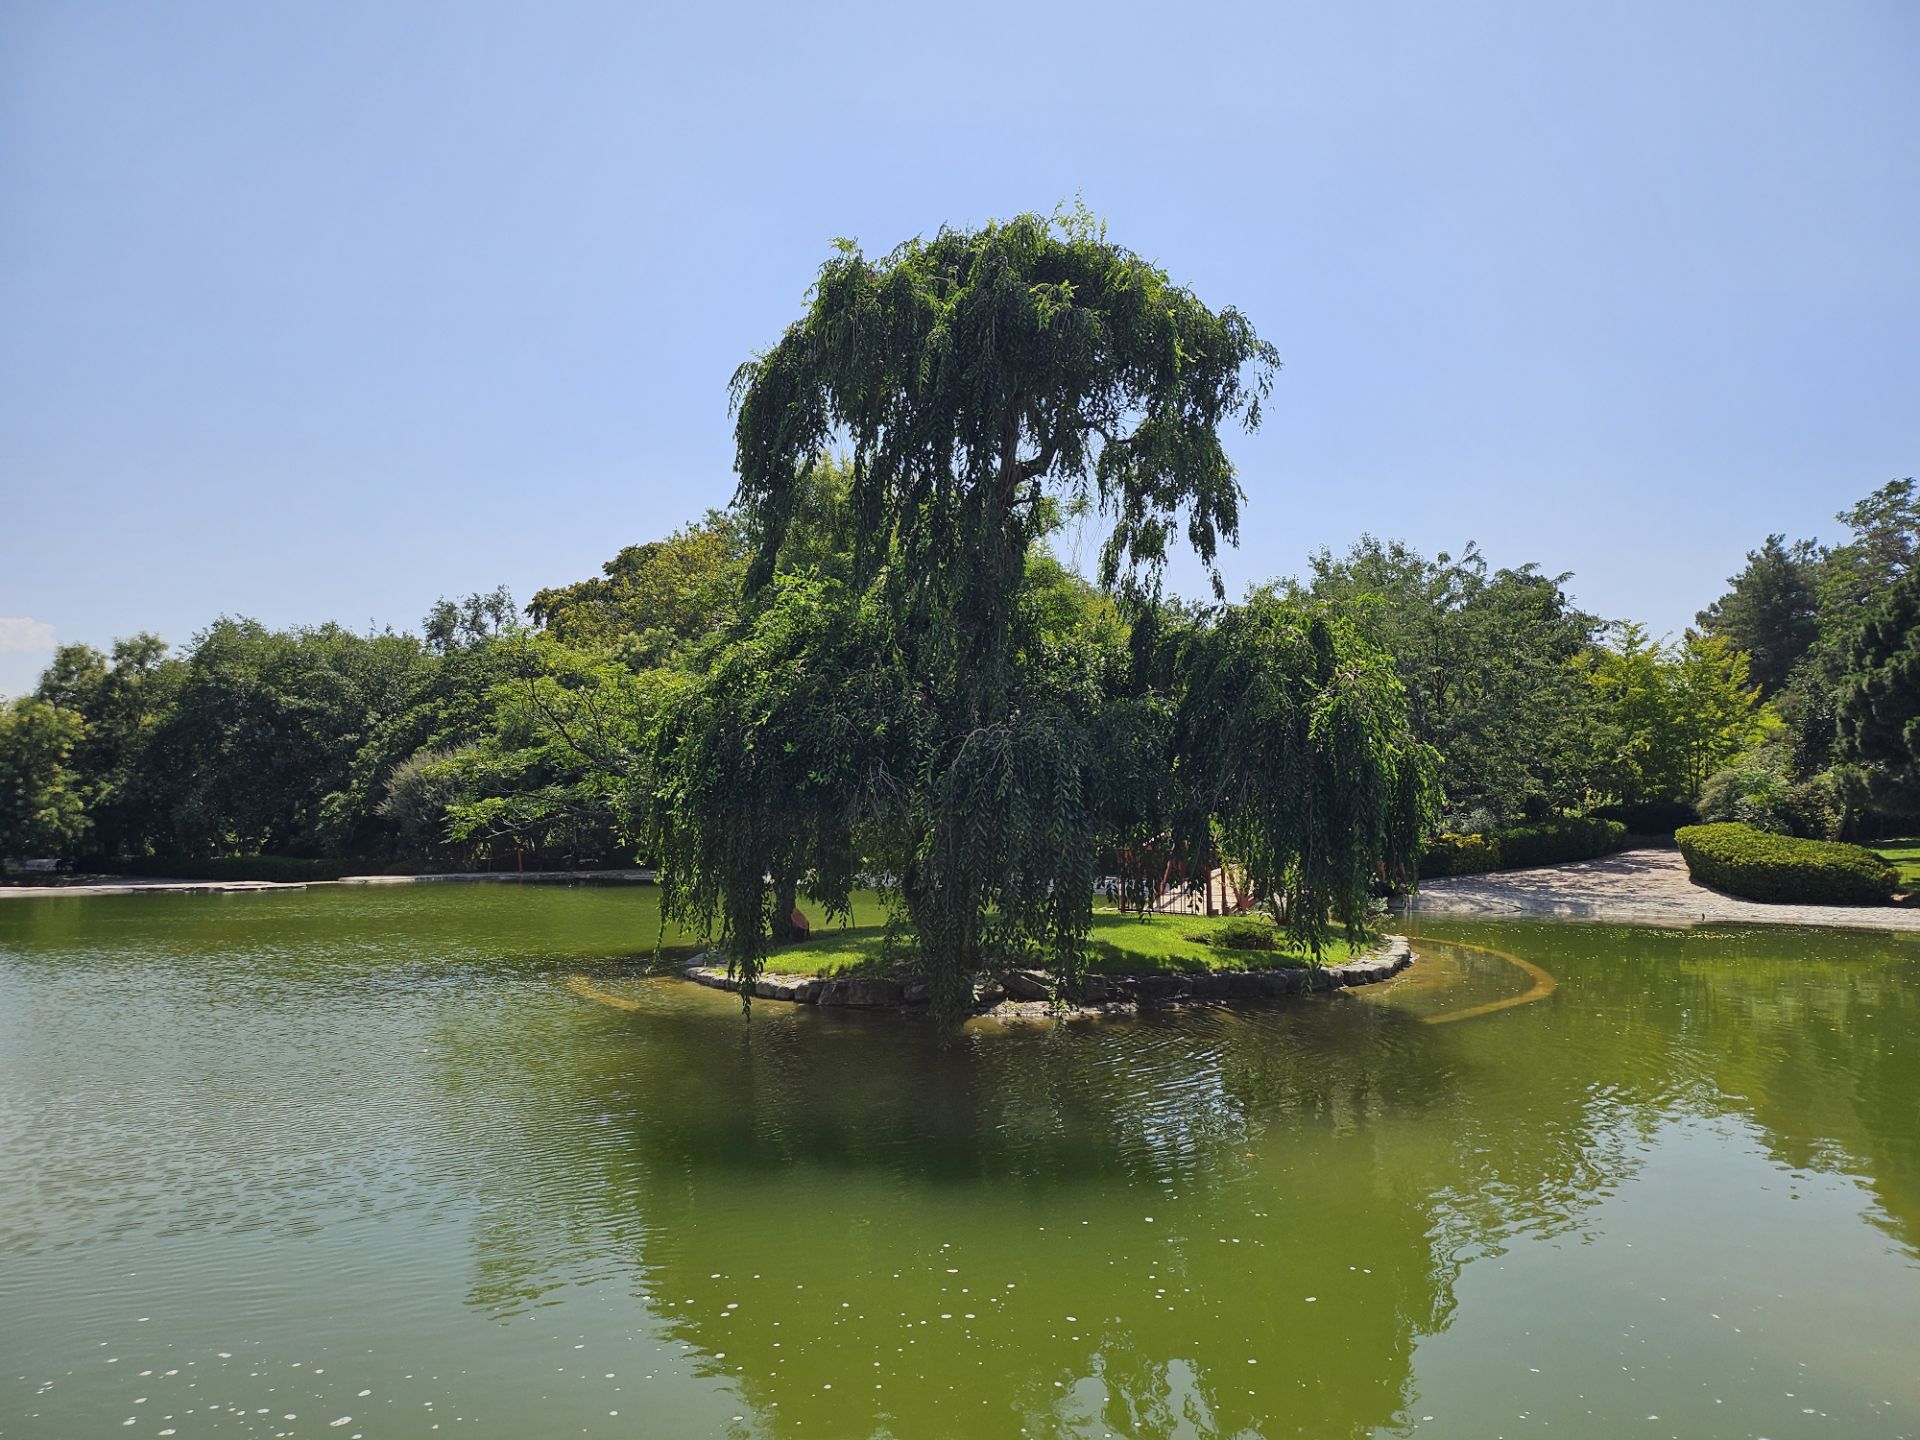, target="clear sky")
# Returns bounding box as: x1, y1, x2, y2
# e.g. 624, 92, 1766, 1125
2, 0, 1916, 695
